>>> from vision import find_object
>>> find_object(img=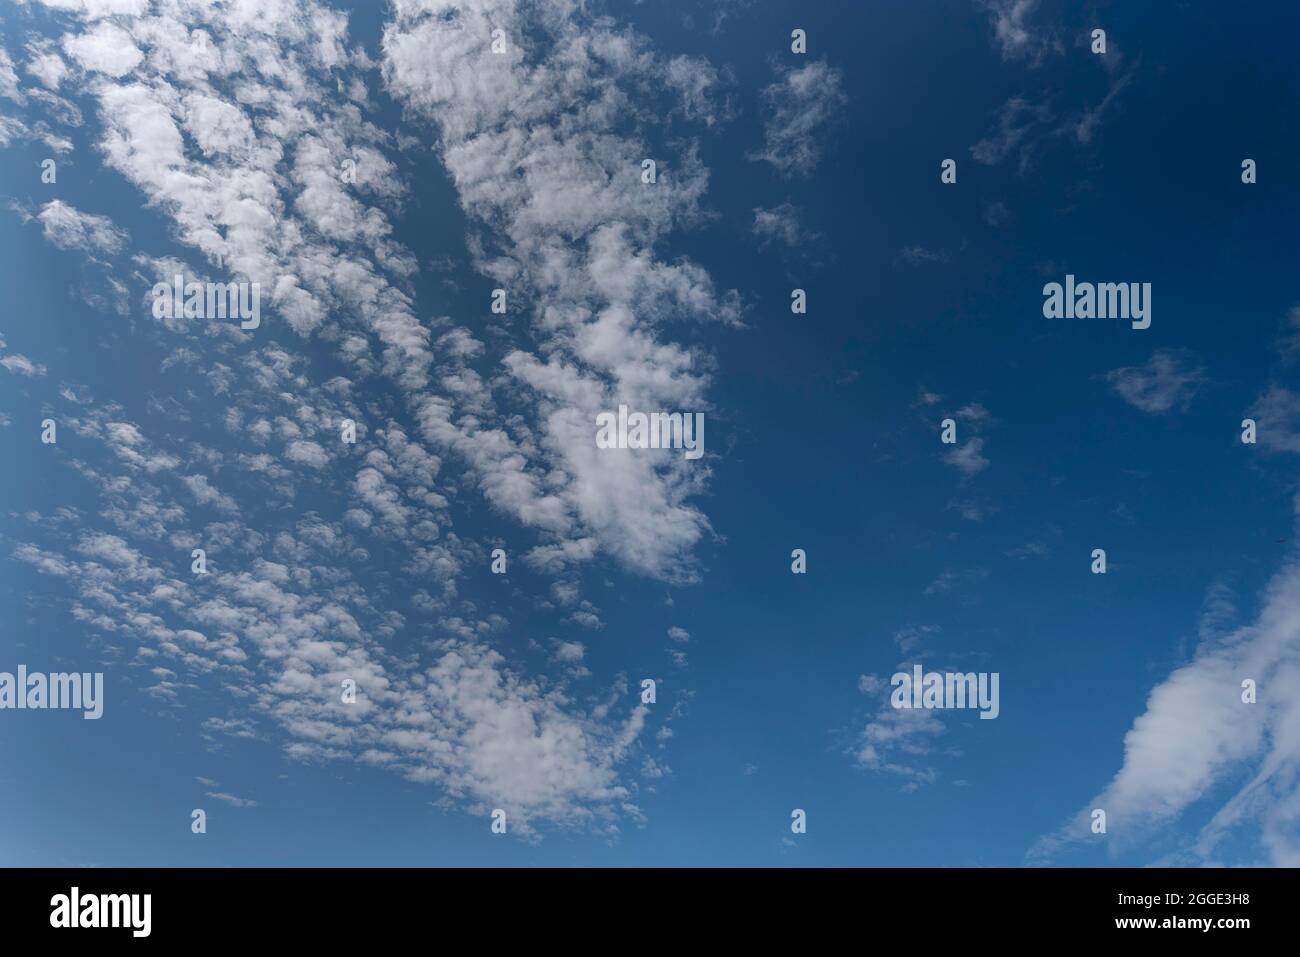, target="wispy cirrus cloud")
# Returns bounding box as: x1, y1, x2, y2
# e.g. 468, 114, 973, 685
748, 59, 846, 178
977, 0, 1062, 64
1030, 560, 1300, 865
